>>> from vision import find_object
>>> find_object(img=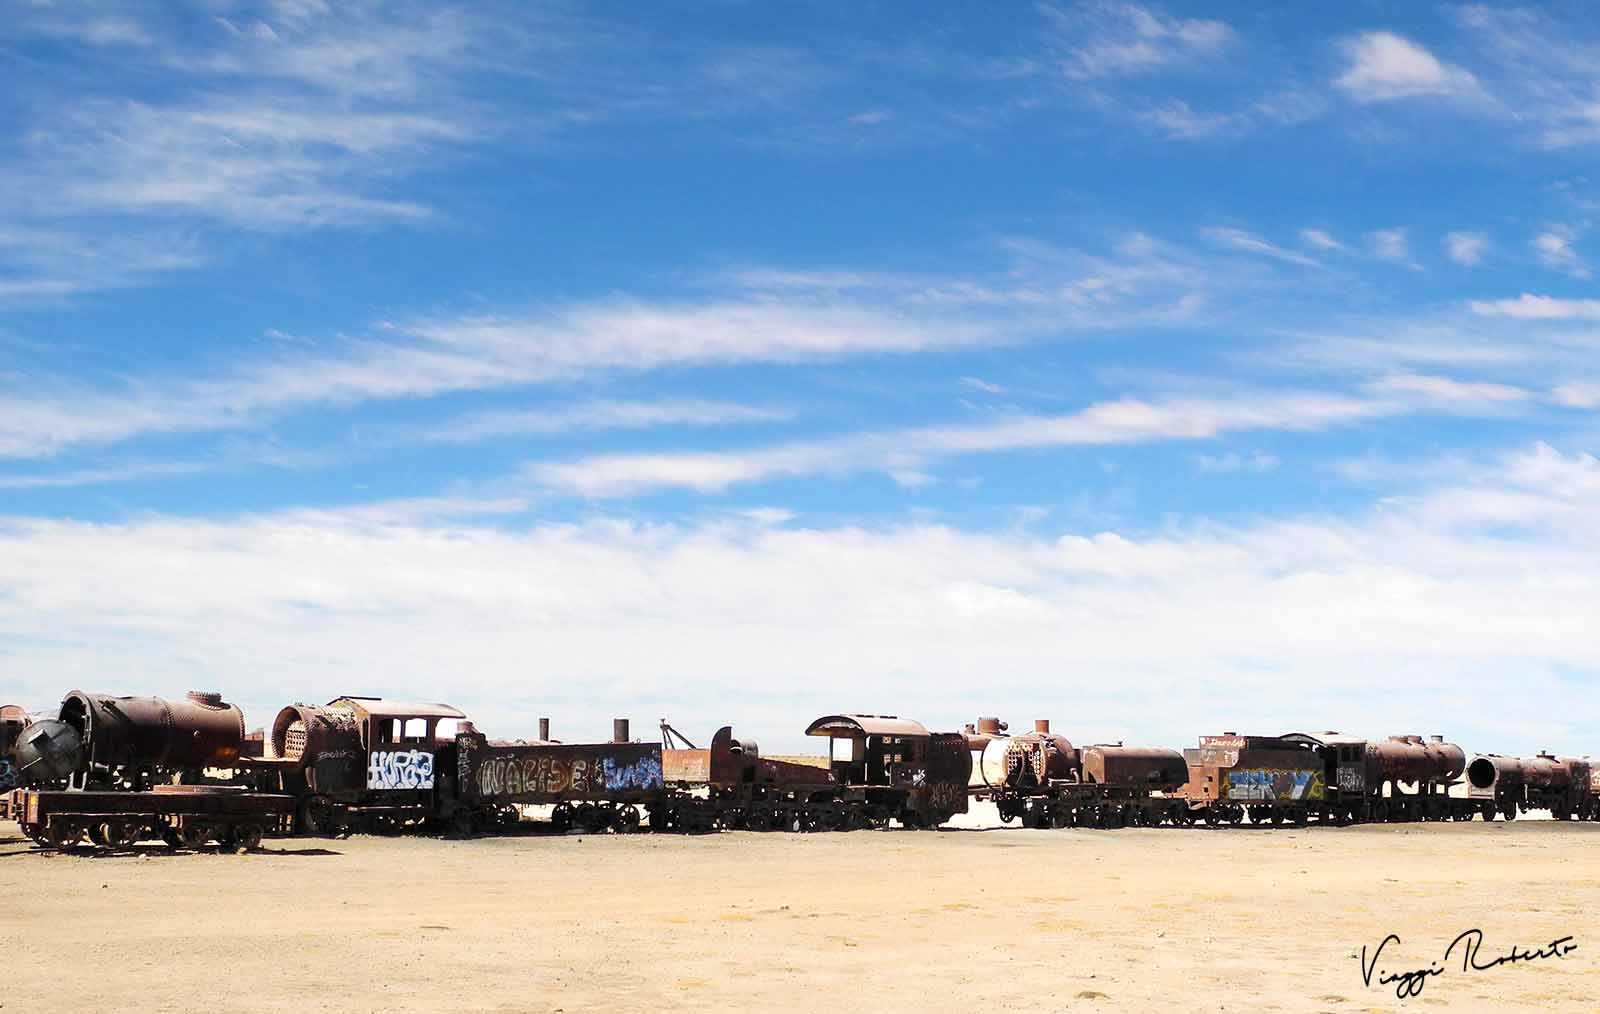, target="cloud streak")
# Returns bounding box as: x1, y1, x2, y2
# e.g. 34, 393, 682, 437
530, 391, 1394, 496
